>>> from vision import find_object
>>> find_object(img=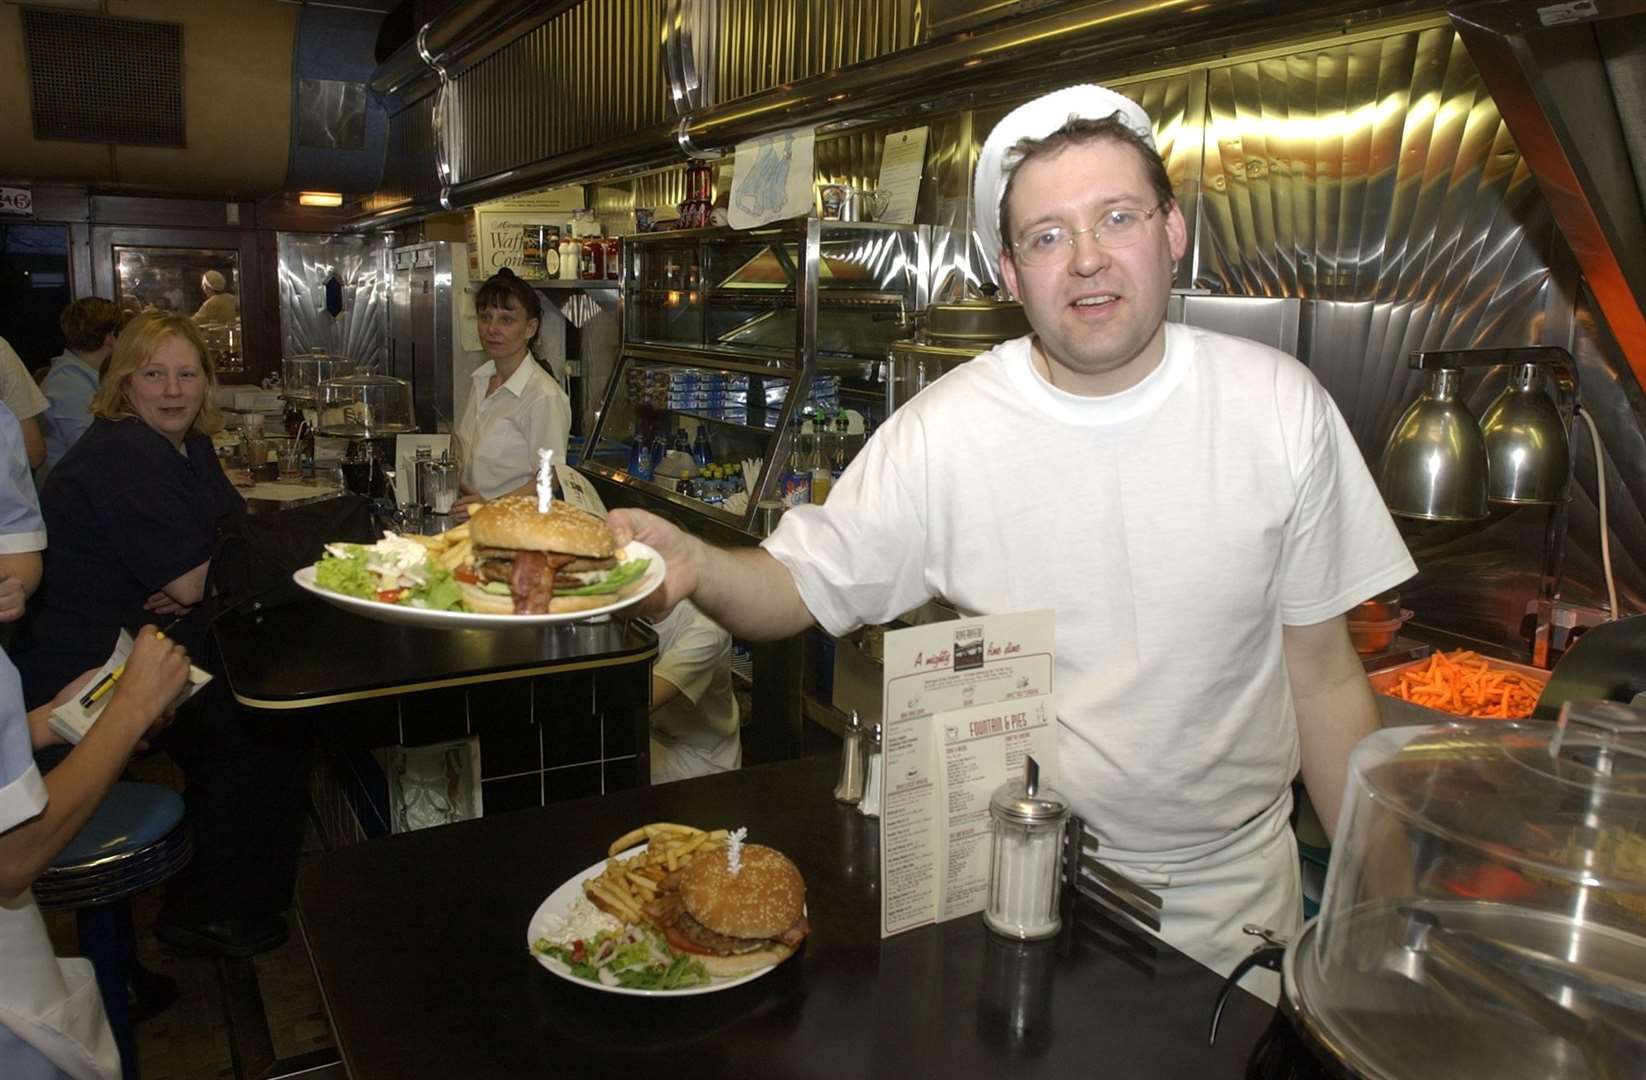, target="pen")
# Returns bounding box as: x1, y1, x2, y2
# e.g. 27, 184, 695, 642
77, 619, 182, 708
